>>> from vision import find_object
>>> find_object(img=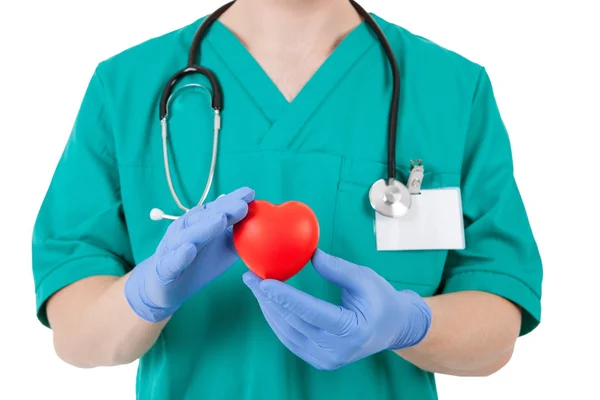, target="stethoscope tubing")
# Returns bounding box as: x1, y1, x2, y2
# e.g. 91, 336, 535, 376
154, 0, 402, 220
